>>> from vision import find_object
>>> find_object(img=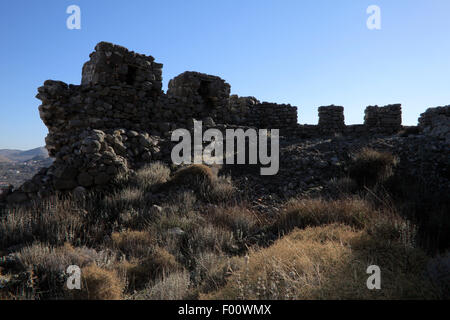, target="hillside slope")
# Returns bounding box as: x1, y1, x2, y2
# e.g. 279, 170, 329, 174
0, 147, 48, 162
